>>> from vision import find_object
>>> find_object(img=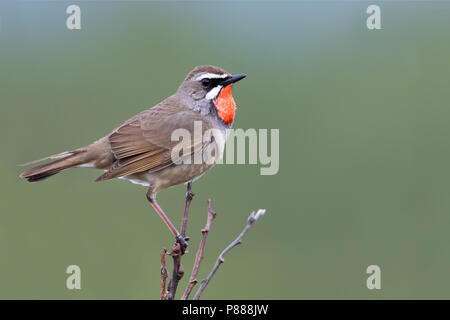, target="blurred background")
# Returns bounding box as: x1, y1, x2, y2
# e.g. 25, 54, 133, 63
1, 0, 450, 299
